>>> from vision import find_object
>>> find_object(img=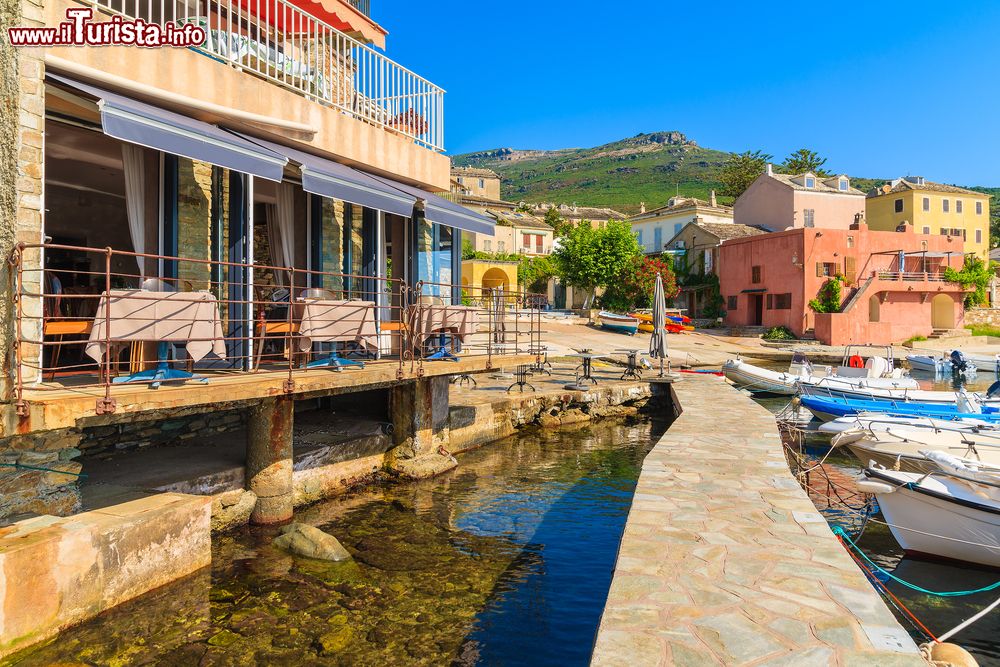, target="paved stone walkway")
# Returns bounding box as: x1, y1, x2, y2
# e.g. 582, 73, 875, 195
591, 375, 925, 666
